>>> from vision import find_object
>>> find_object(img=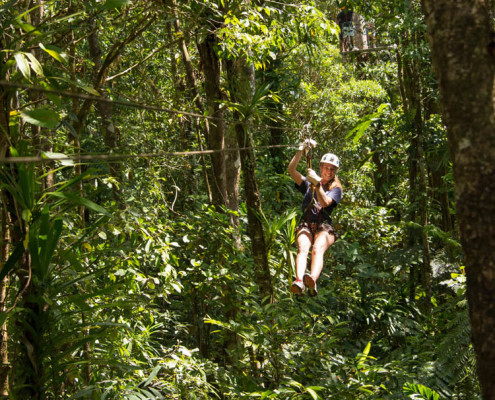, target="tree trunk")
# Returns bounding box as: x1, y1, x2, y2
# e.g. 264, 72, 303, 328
169, 1, 213, 203
422, 1, 495, 397
197, 35, 229, 209
263, 58, 286, 175
0, 75, 10, 400
87, 17, 123, 206
400, 31, 432, 311
226, 58, 274, 304
352, 12, 368, 50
